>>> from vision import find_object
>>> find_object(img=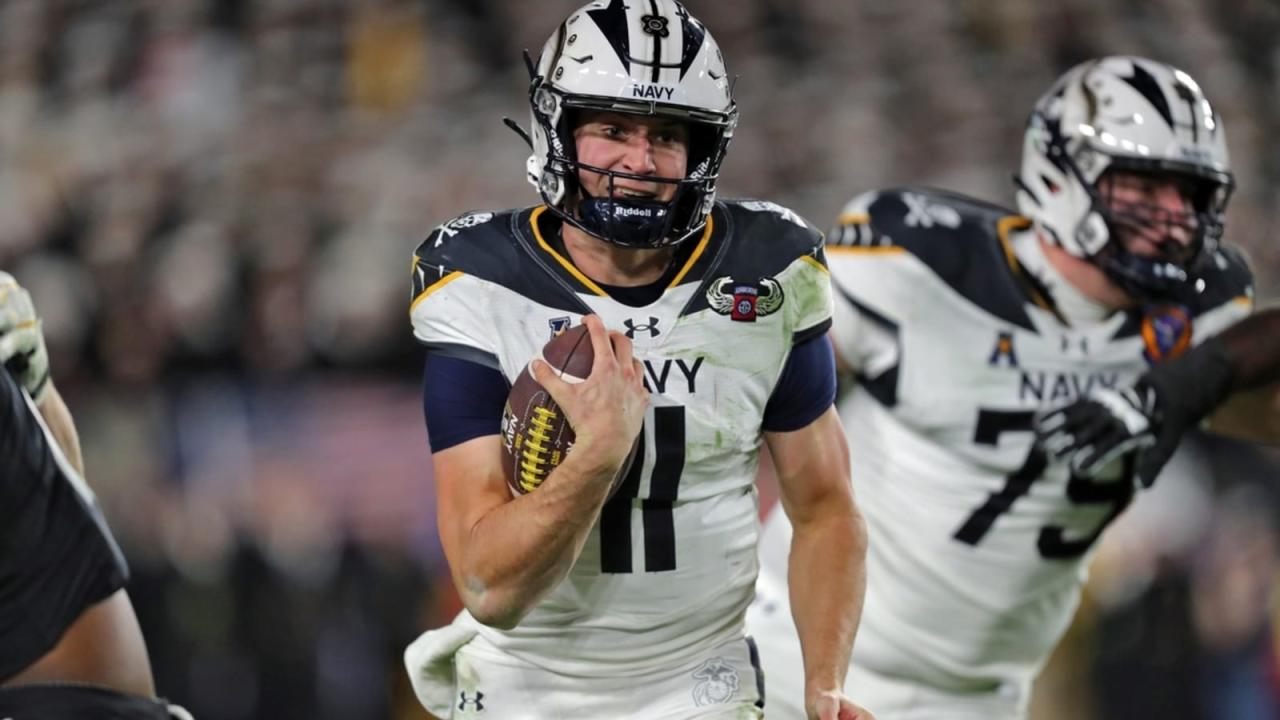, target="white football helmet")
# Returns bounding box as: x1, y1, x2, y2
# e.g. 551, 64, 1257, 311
524, 0, 737, 249
1016, 56, 1233, 299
